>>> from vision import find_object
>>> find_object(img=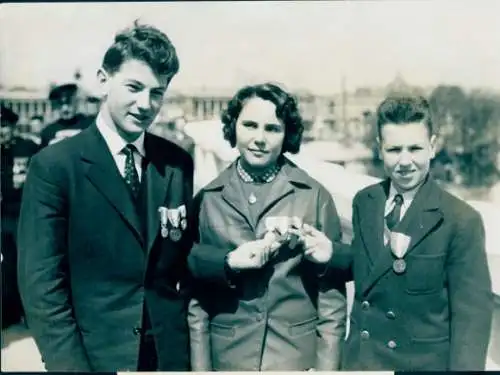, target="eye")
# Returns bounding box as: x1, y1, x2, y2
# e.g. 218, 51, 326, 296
151, 90, 164, 99
385, 147, 402, 153
409, 145, 424, 152
264, 124, 283, 133
241, 120, 258, 129
126, 84, 141, 93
